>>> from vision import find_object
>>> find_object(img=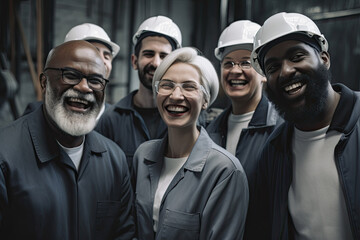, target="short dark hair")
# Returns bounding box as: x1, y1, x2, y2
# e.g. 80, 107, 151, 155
134, 32, 177, 57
